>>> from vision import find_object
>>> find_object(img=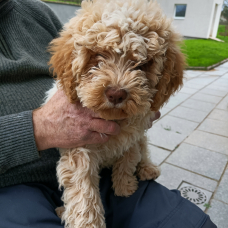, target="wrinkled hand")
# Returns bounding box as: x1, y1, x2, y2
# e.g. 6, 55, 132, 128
147, 111, 161, 129
33, 90, 120, 151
